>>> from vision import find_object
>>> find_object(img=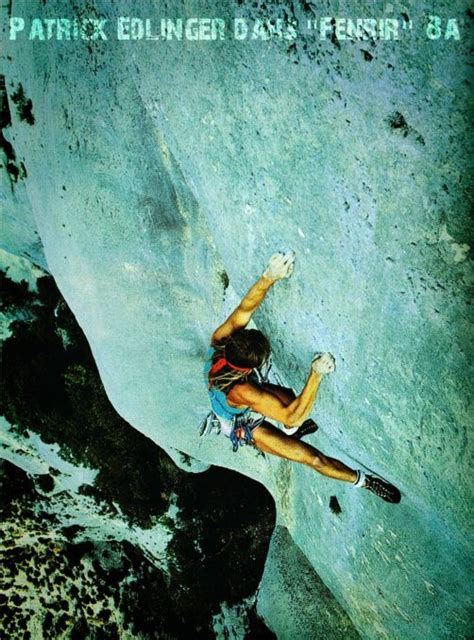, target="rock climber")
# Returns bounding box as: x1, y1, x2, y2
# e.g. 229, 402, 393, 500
203, 251, 401, 503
